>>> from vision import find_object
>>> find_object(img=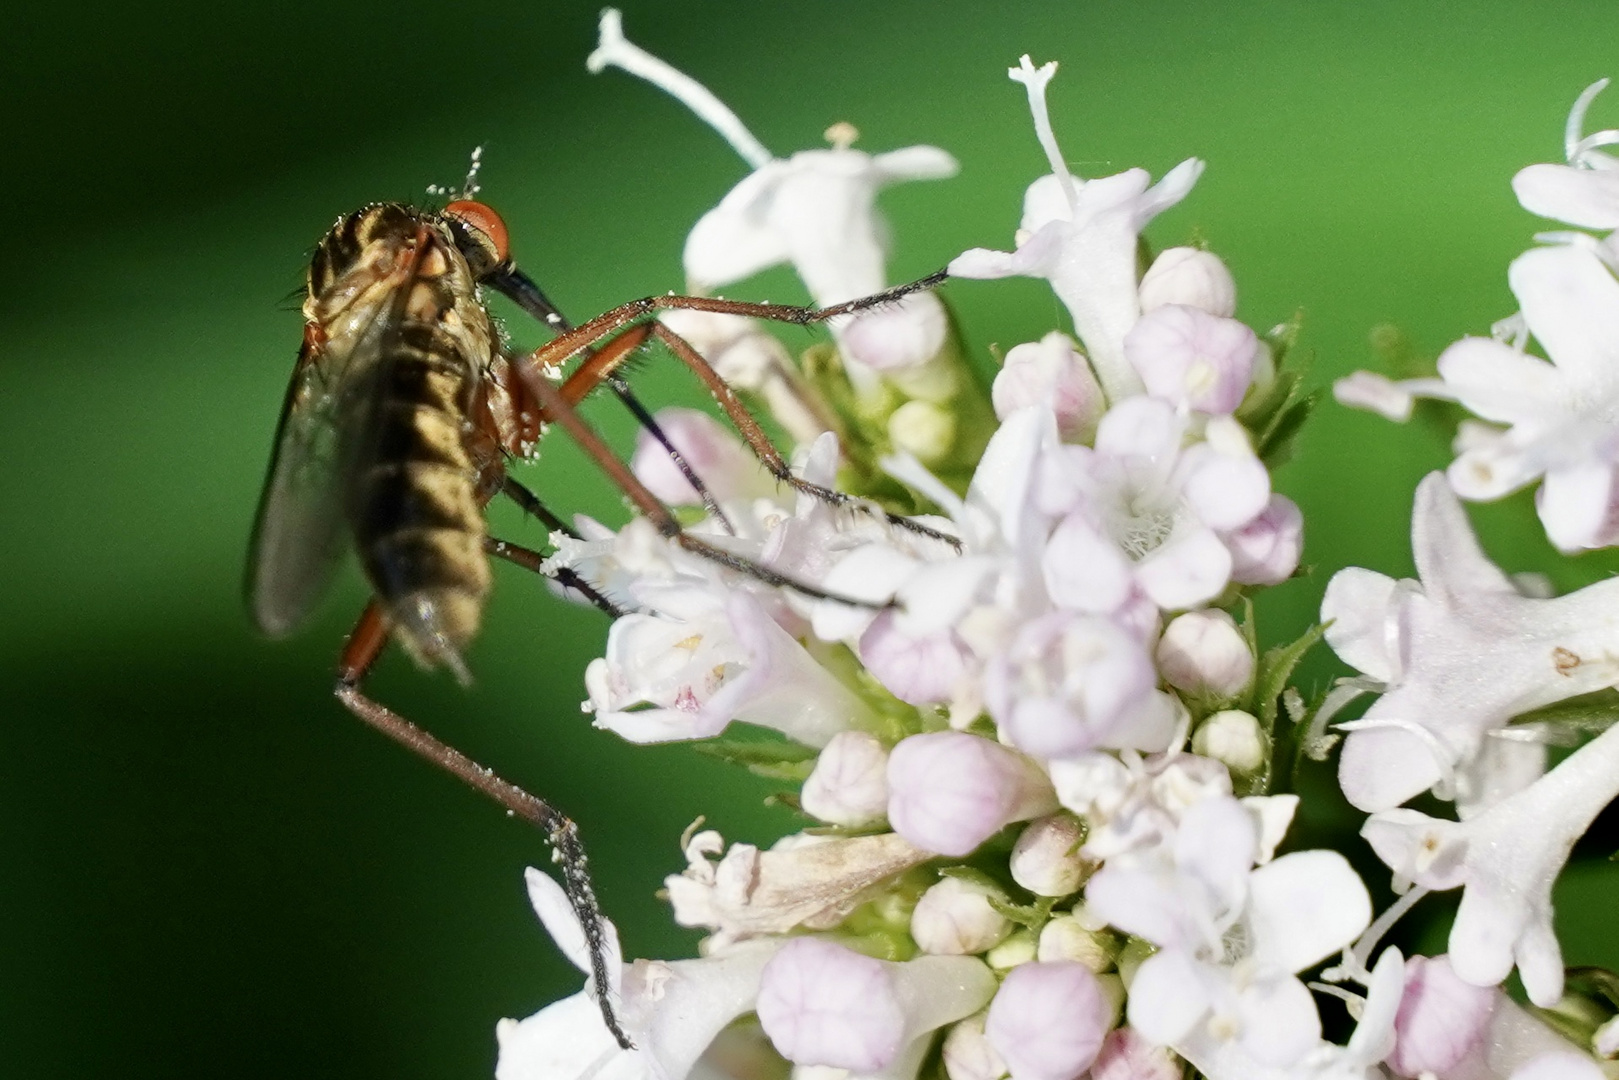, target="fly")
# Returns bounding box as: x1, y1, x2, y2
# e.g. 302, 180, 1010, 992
247, 192, 949, 1047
